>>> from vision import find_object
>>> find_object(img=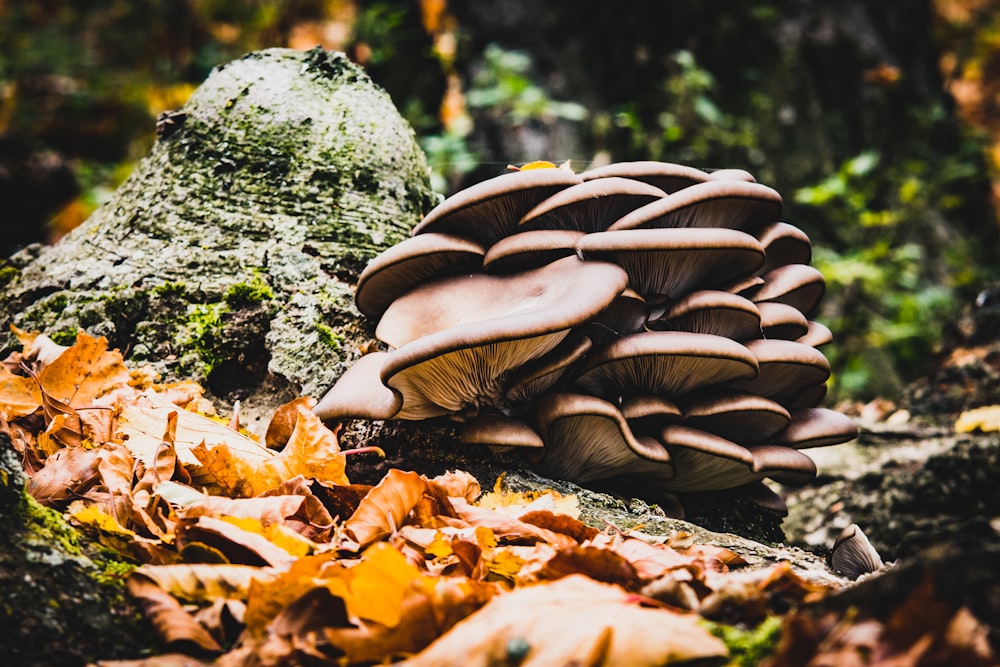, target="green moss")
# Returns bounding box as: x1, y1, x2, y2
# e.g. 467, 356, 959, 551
0, 264, 19, 289
151, 281, 188, 298
224, 271, 274, 307
181, 301, 229, 374
315, 321, 343, 350
706, 616, 784, 666
19, 492, 82, 557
